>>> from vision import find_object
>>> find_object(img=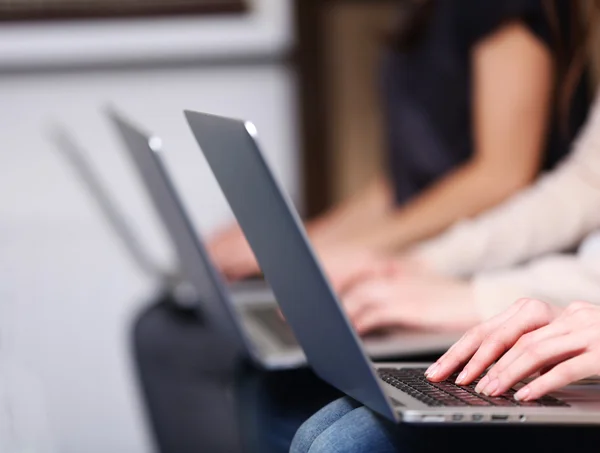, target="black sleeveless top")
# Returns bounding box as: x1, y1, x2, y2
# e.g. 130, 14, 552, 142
383, 0, 591, 203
